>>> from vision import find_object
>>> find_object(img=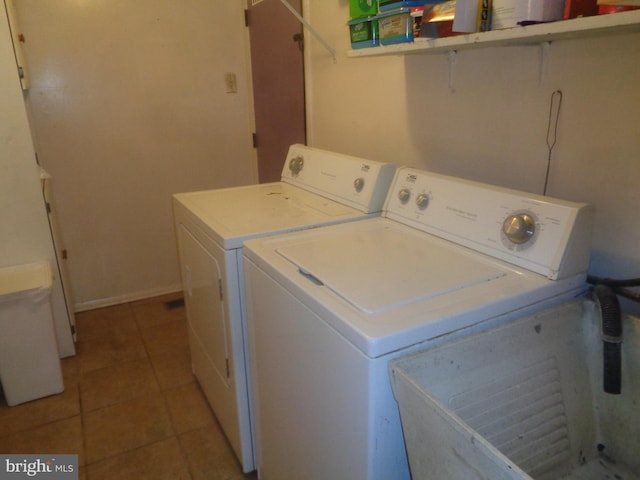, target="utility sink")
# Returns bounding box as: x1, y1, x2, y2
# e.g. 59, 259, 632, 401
390, 301, 640, 480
